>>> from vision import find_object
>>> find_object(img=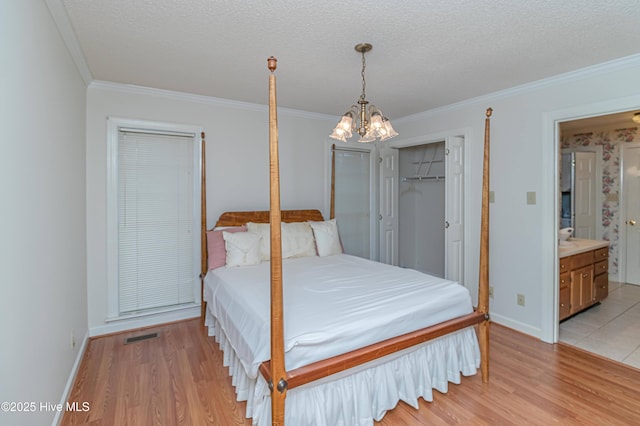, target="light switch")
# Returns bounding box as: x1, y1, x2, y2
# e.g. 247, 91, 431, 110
489, 191, 495, 203
526, 191, 536, 205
